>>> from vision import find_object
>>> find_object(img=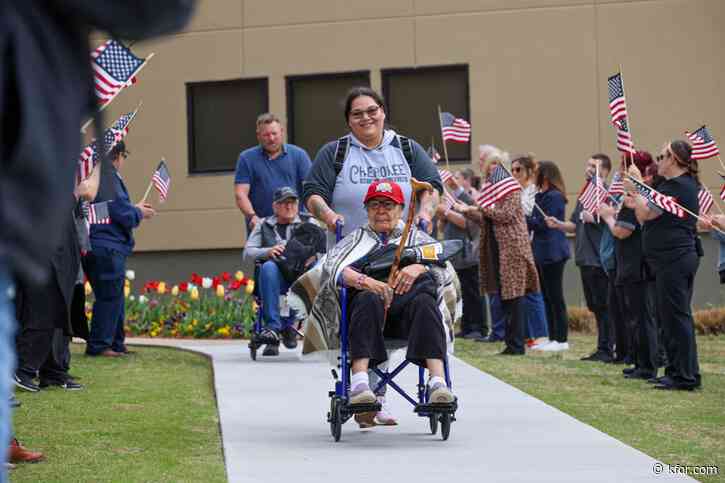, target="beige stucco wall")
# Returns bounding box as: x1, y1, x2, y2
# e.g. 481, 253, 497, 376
103, 0, 725, 252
